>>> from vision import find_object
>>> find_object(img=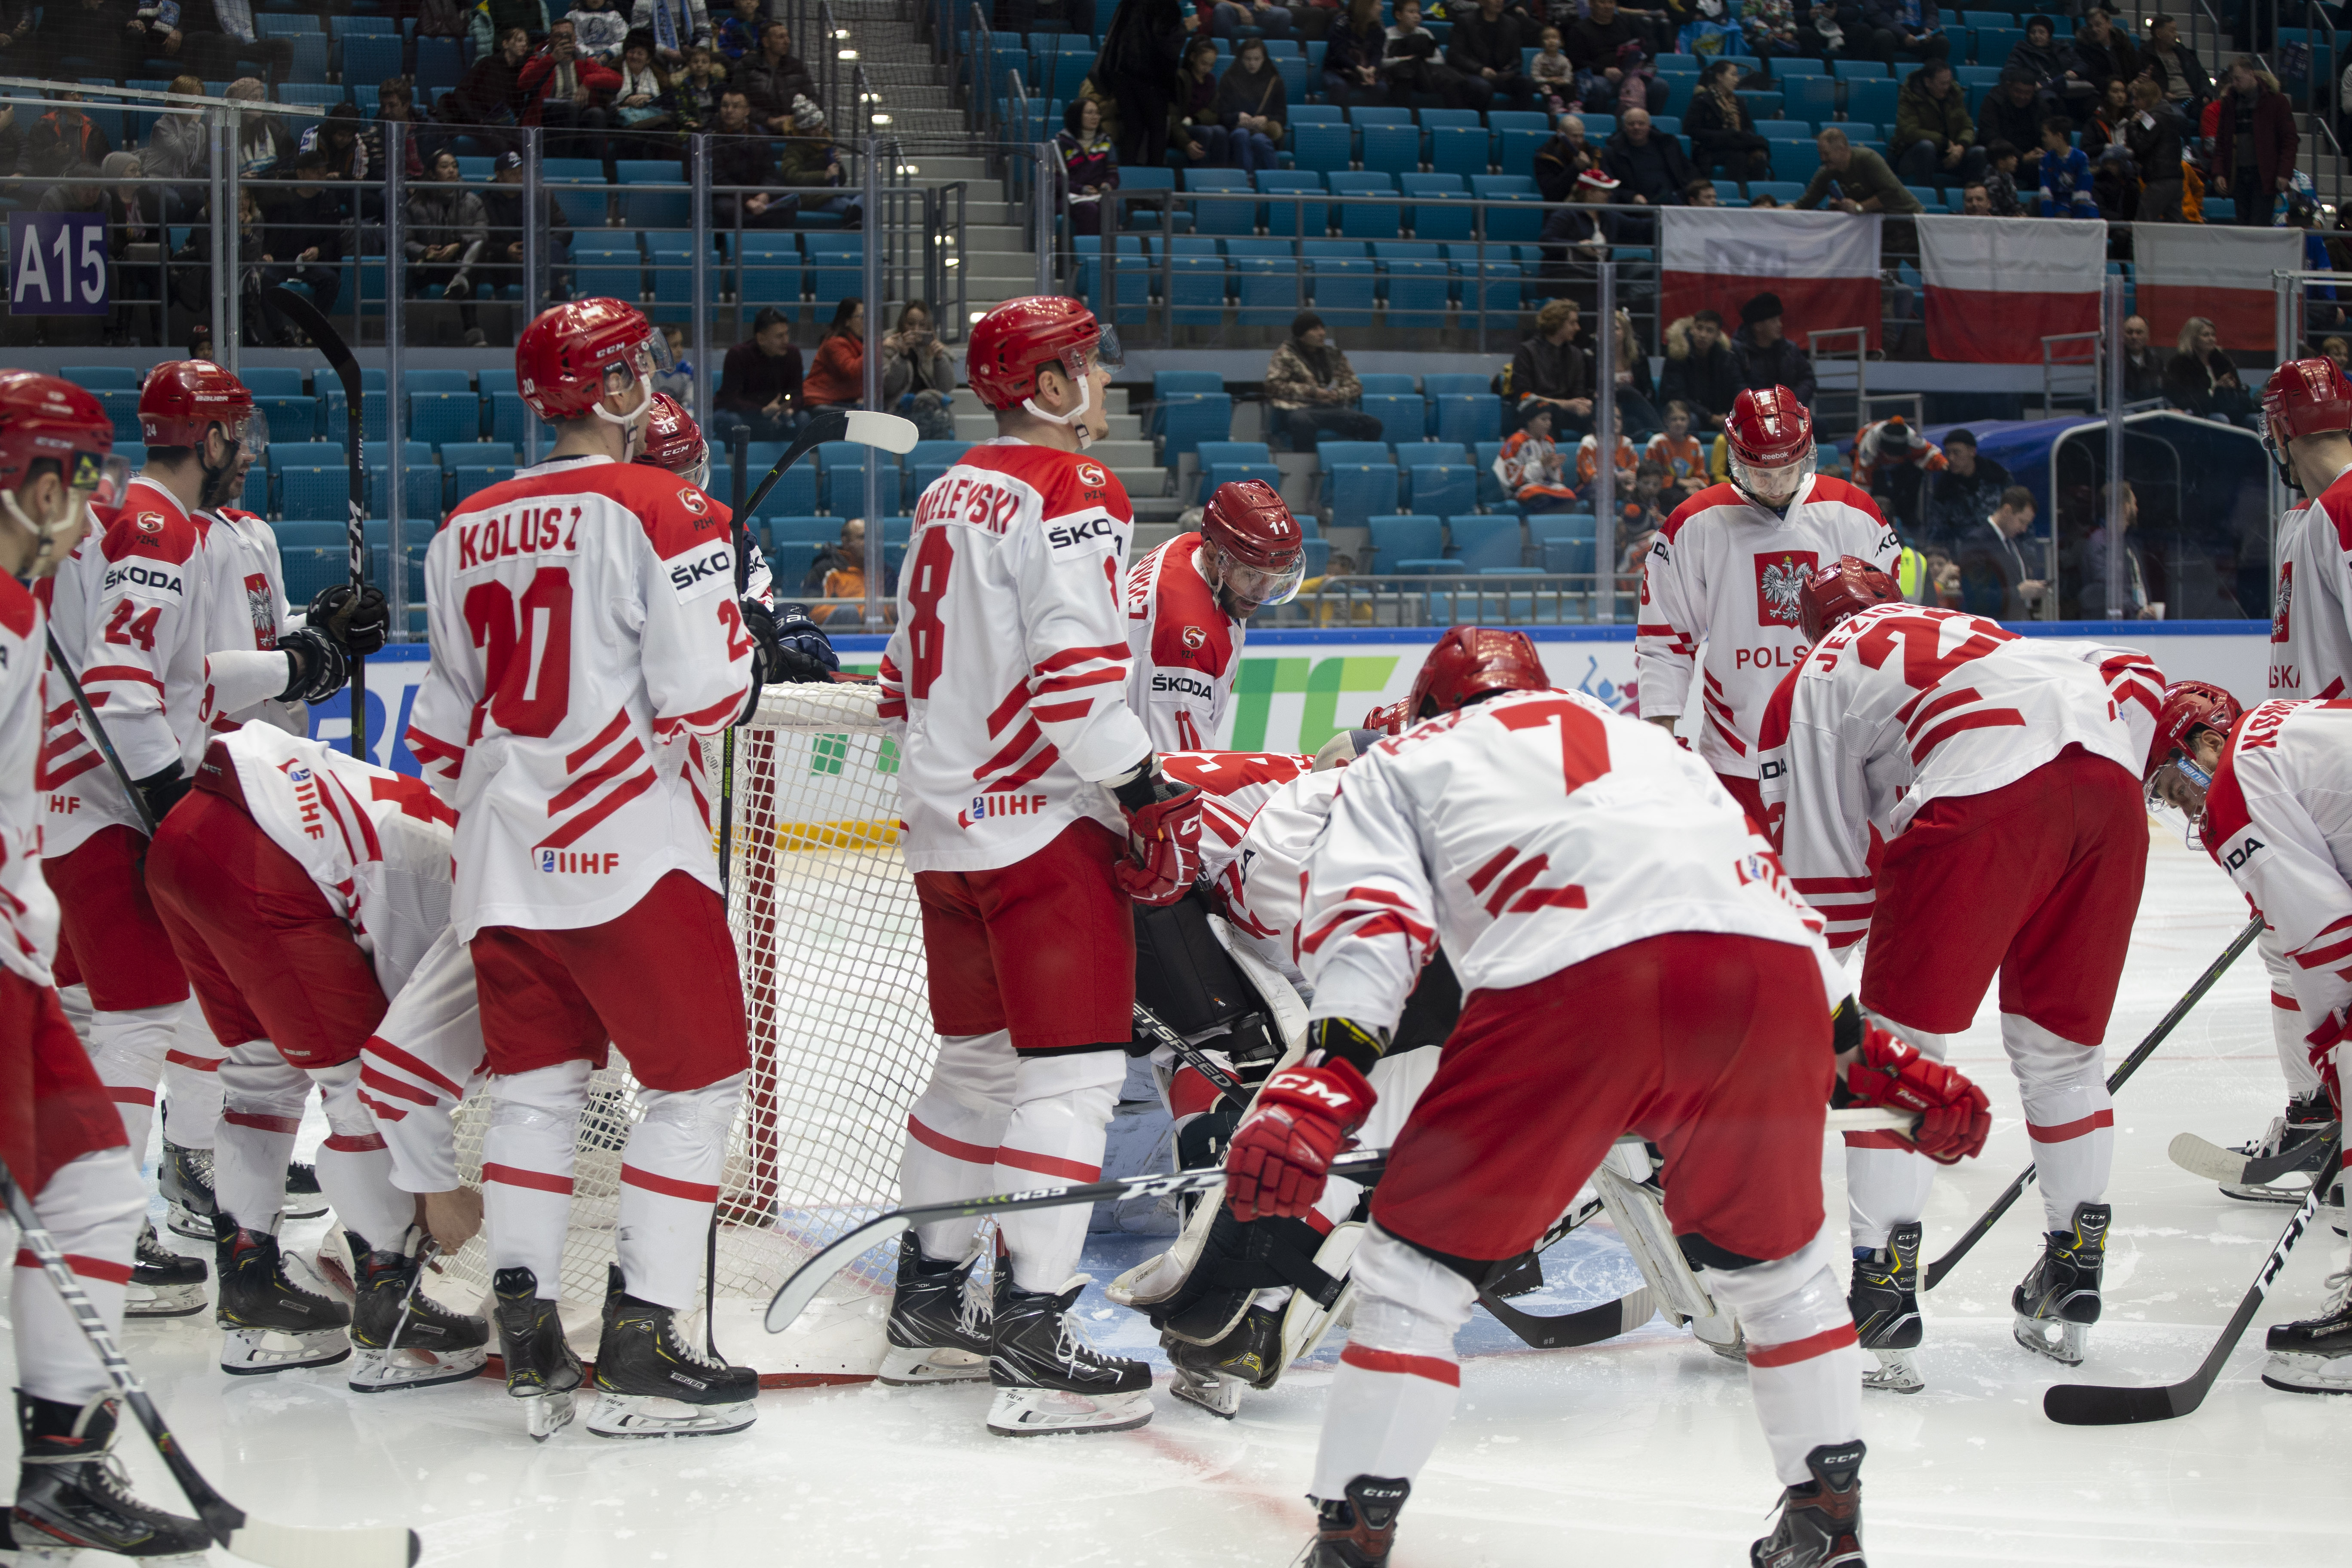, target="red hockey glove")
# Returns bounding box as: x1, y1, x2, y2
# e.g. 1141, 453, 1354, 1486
1361, 699, 1412, 736
2309, 1008, 2346, 1118
1115, 784, 1205, 907
1842, 1026, 1993, 1165
1225, 1056, 1377, 1222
